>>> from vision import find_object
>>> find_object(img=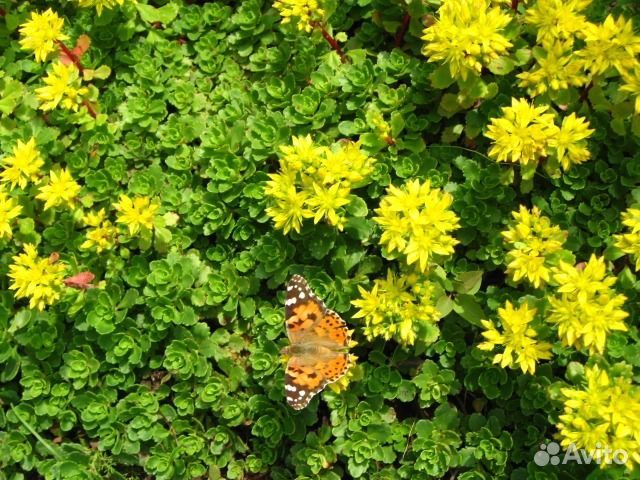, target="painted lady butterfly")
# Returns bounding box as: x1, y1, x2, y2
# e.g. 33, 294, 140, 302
281, 275, 351, 410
